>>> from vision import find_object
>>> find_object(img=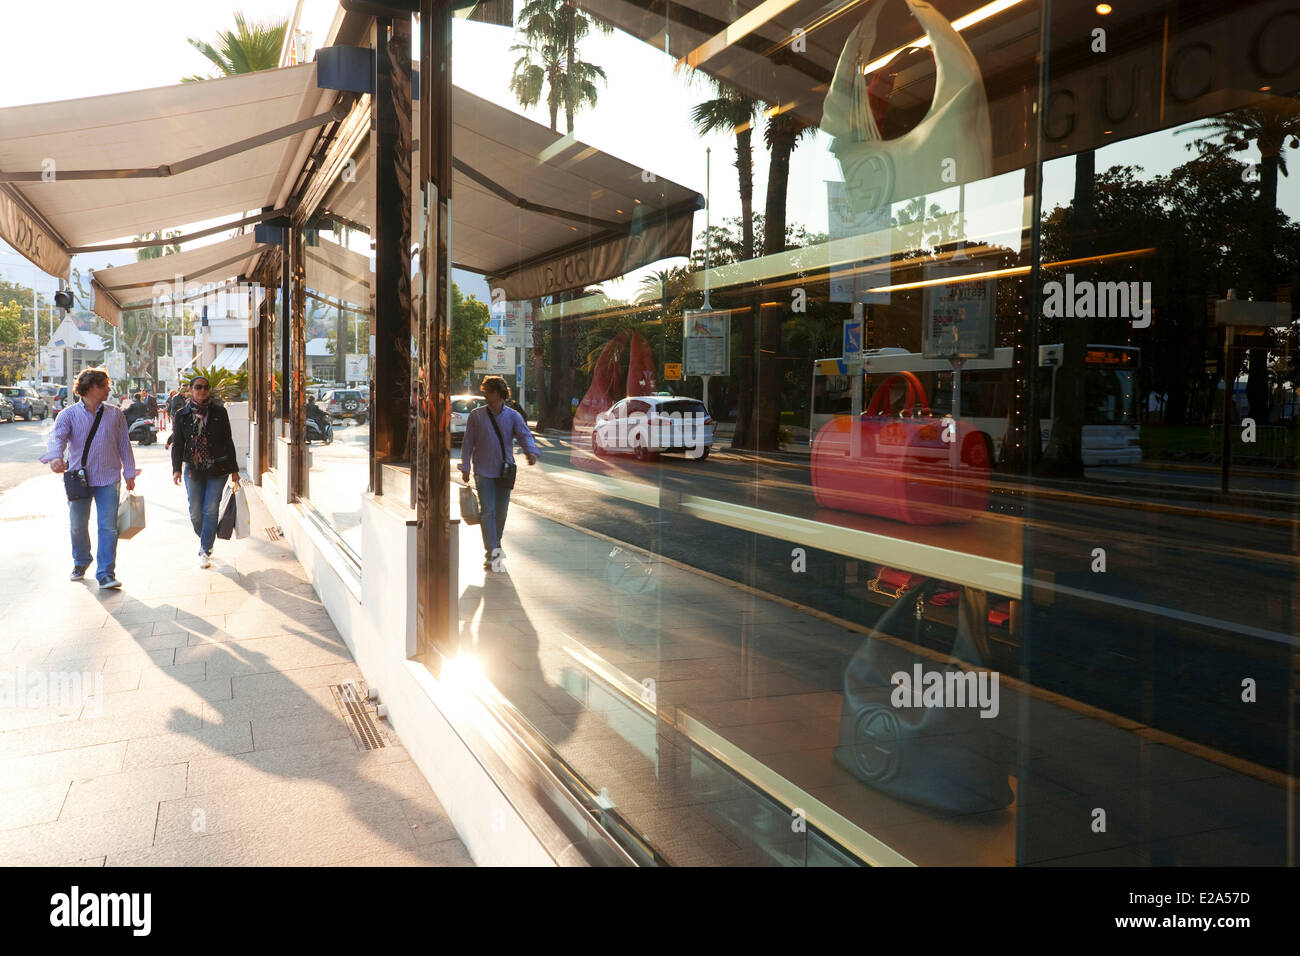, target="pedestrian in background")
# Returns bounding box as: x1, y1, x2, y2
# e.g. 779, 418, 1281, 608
171, 376, 241, 569
458, 375, 539, 573
39, 366, 139, 589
